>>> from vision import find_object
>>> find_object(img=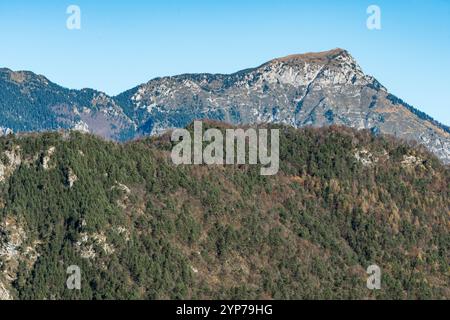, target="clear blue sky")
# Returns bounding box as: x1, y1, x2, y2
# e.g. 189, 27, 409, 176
0, 0, 449, 125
